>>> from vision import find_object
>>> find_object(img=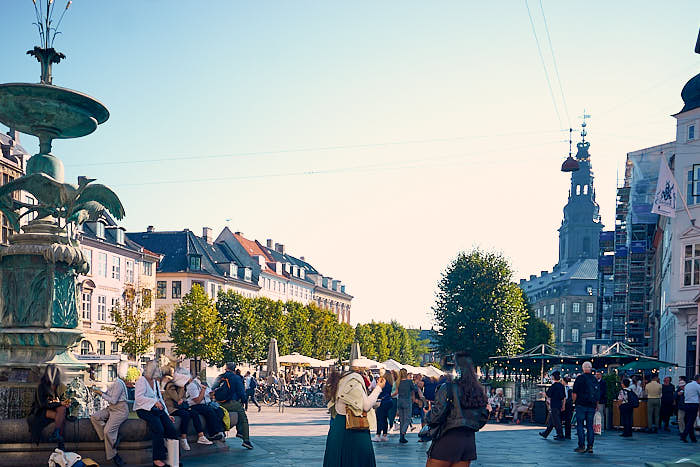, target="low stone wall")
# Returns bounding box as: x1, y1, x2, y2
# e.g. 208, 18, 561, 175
0, 412, 237, 467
